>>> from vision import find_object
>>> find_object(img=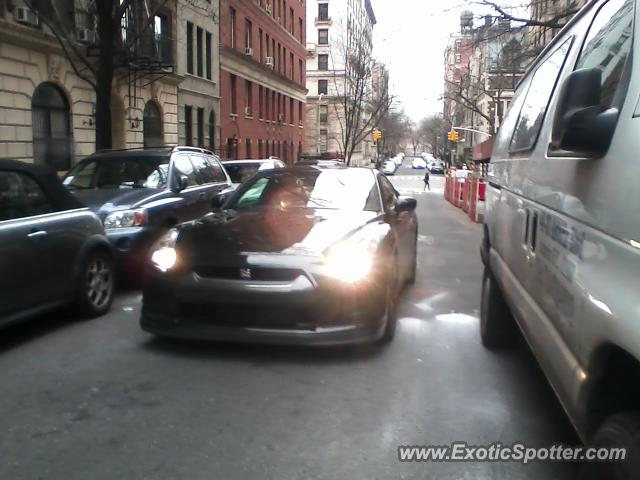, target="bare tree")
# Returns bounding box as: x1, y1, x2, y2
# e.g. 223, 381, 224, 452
24, 0, 174, 150
377, 106, 410, 161
329, 26, 394, 165
417, 115, 445, 158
